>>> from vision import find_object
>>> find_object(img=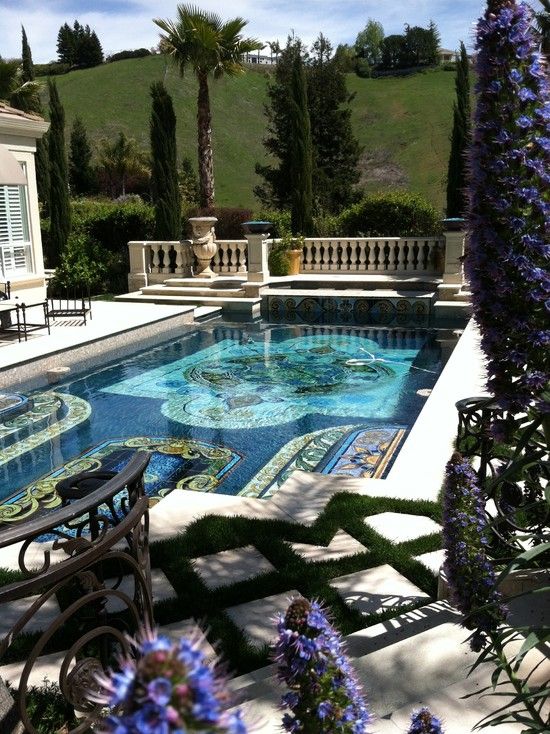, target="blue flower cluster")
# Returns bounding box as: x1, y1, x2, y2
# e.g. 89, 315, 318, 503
95, 630, 247, 734
442, 453, 507, 651
466, 0, 549, 412
274, 597, 371, 734
407, 707, 444, 734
